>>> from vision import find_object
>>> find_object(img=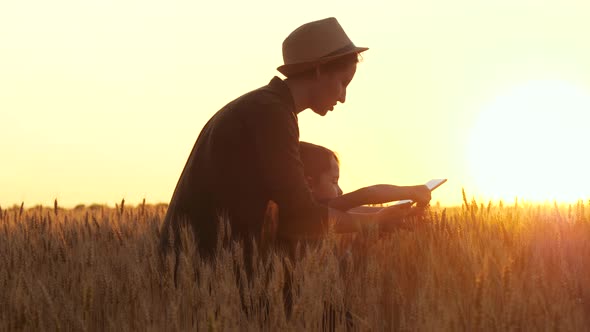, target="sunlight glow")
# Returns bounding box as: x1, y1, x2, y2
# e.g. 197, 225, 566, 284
467, 80, 590, 203
4, 1, 590, 207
